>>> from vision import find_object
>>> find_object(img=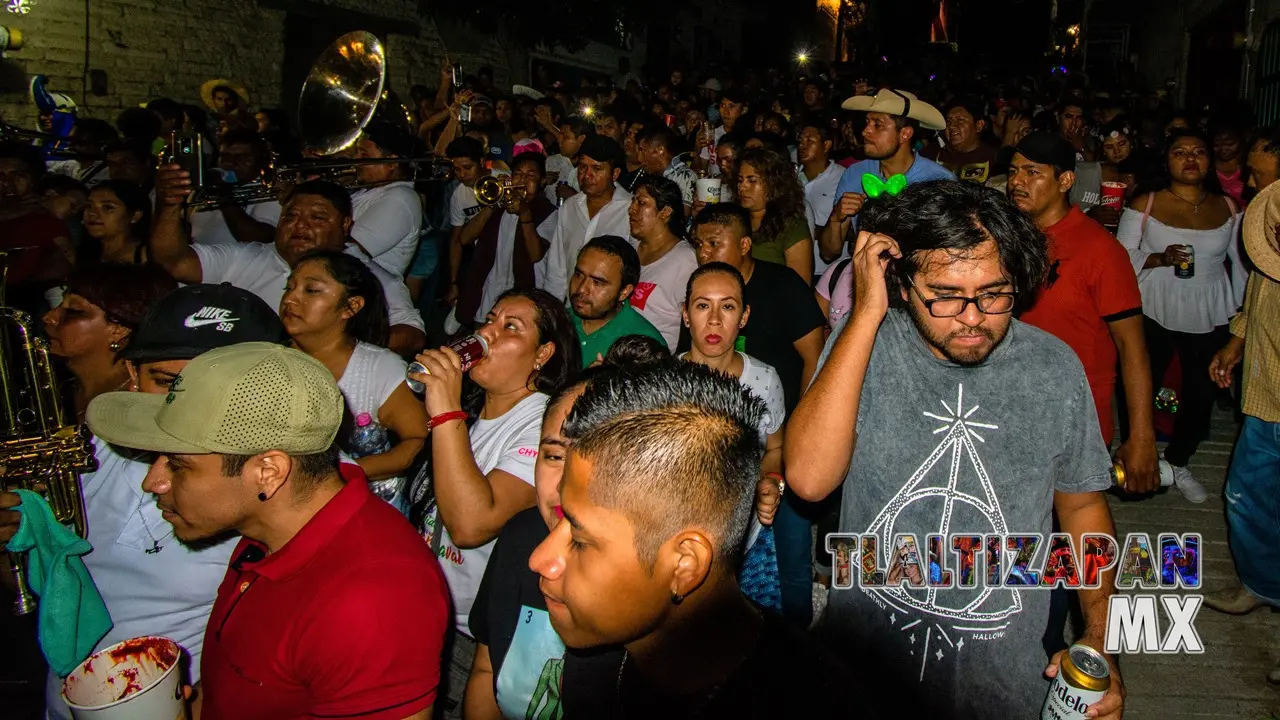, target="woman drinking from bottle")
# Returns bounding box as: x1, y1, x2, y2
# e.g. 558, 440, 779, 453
406, 287, 579, 709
